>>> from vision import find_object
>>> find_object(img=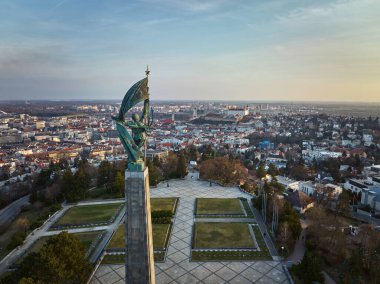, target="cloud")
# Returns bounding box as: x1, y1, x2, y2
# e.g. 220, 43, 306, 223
141, 0, 233, 13
145, 17, 177, 26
